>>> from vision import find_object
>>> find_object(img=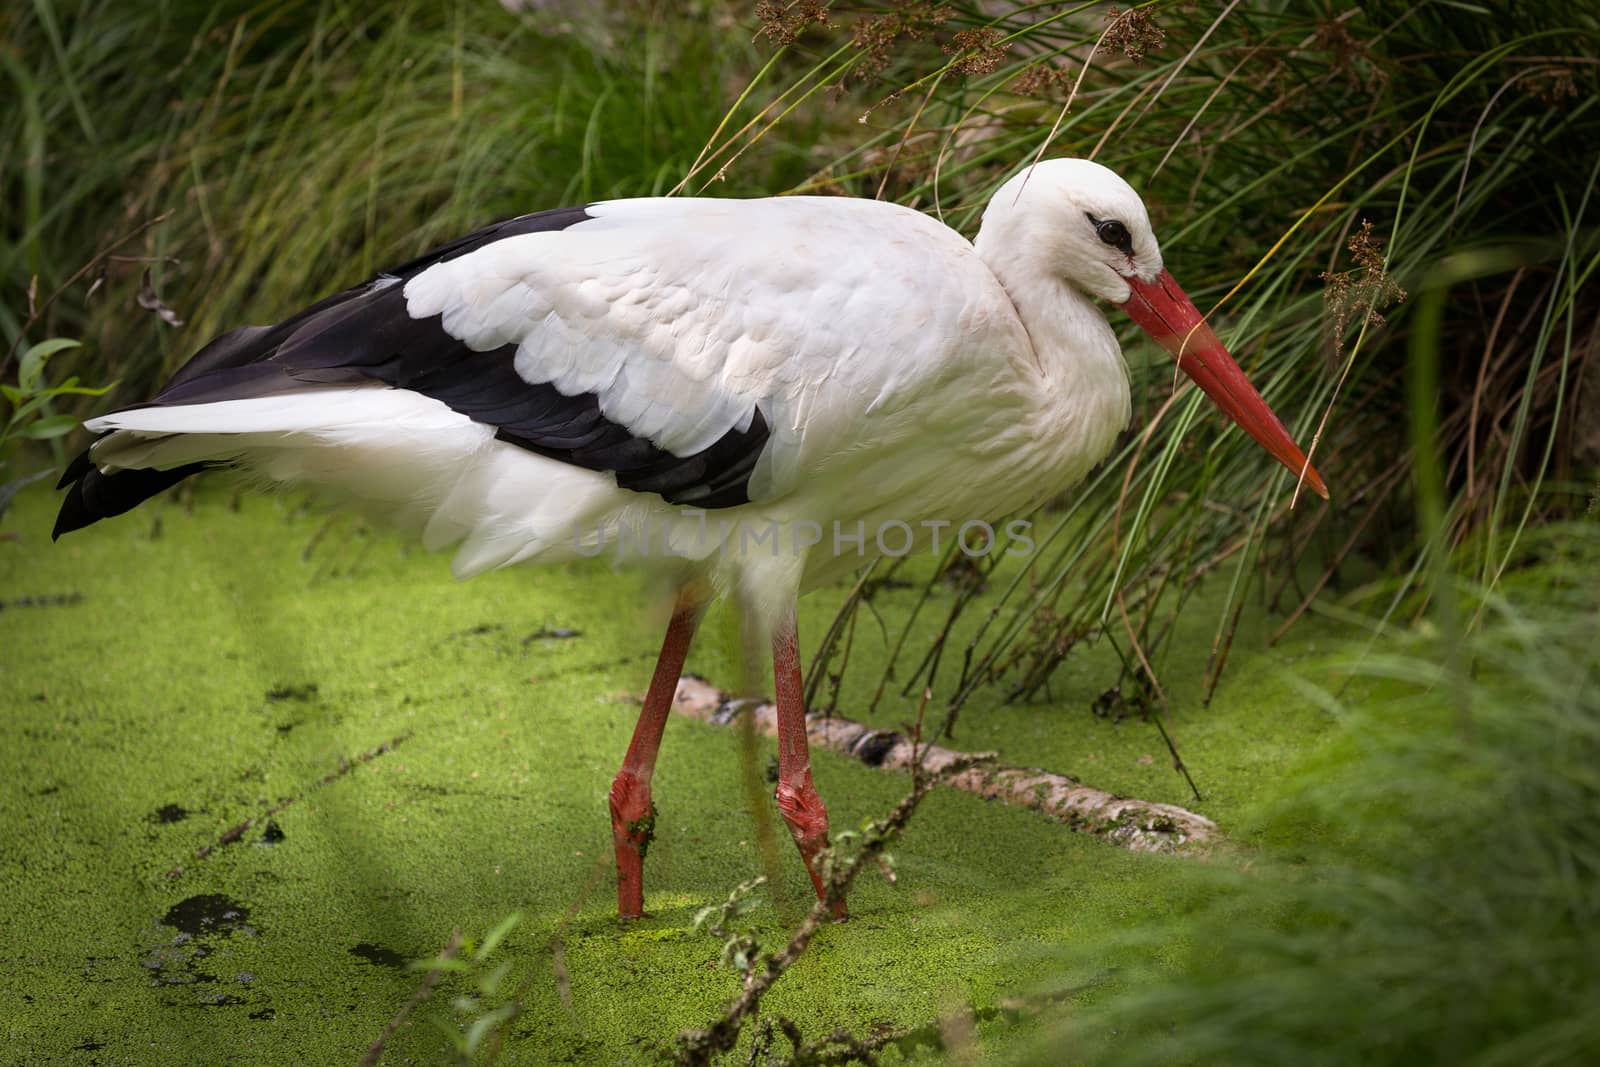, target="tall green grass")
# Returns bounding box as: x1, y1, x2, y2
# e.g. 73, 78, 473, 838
1018, 520, 1600, 1065
732, 2, 1600, 721
1, 0, 823, 393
